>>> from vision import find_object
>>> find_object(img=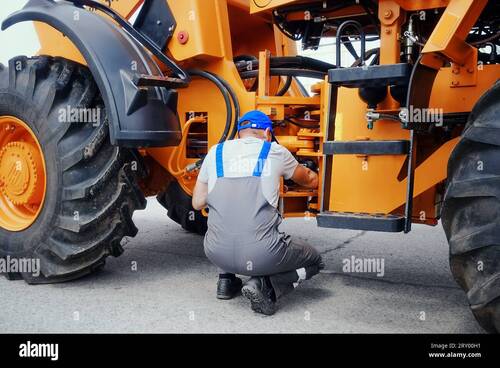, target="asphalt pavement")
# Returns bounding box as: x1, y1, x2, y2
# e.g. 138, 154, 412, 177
0, 199, 483, 333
